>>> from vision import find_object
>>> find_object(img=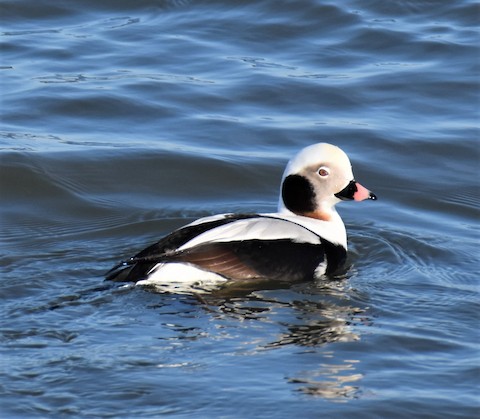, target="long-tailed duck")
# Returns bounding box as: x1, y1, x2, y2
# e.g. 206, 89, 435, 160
106, 143, 376, 293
